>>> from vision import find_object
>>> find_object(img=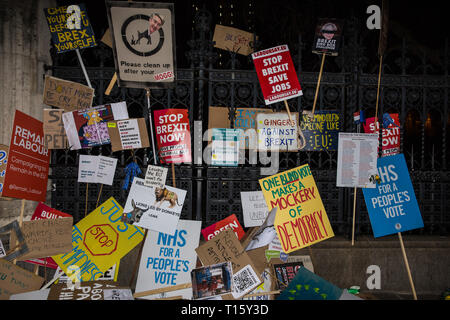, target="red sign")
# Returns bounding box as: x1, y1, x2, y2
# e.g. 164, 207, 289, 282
153, 109, 192, 164
2, 110, 50, 202
363, 113, 400, 157
201, 214, 245, 241
252, 45, 302, 105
